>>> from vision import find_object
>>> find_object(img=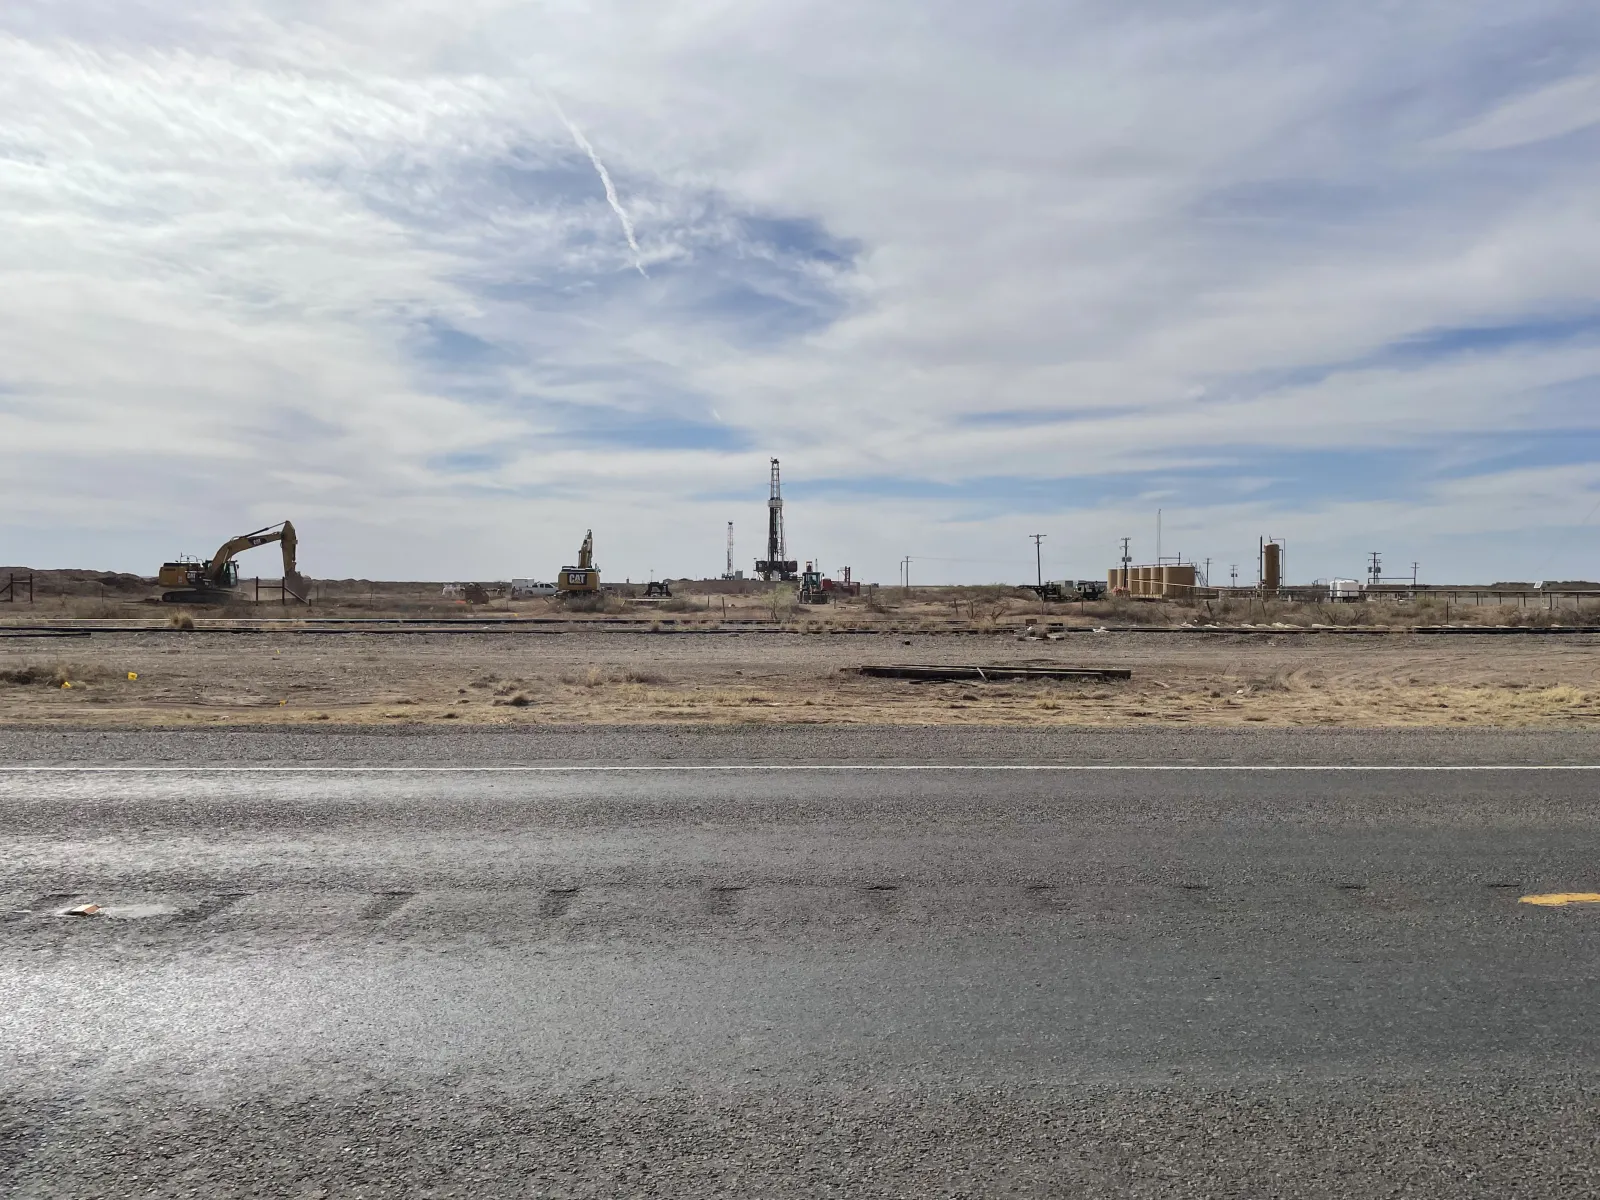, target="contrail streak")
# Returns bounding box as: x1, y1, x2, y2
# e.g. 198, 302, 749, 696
549, 98, 647, 277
